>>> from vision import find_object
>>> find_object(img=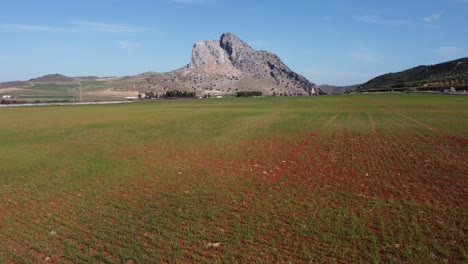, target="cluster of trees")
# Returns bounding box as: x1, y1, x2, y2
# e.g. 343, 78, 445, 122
141, 90, 196, 99
163, 90, 196, 98
236, 91, 262, 97
358, 84, 464, 94
272, 92, 306, 96
1, 100, 28, 104
416, 85, 467, 92
141, 92, 157, 99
